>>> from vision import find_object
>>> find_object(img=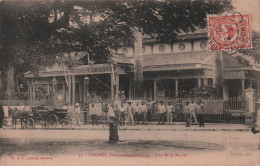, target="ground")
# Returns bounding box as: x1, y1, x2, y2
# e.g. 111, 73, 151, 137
0, 124, 259, 166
